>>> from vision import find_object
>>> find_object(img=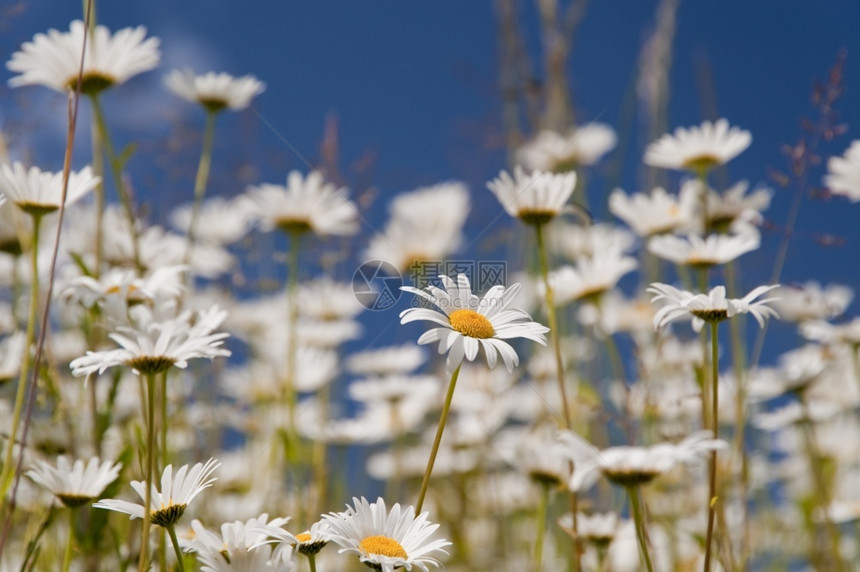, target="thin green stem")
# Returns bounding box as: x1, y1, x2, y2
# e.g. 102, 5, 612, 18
91, 110, 105, 276
62, 507, 76, 572
307, 553, 317, 572
160, 371, 169, 471
703, 321, 720, 572
139, 372, 157, 572
415, 364, 461, 515
166, 524, 187, 572
627, 485, 655, 572
534, 482, 549, 572
184, 109, 218, 265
